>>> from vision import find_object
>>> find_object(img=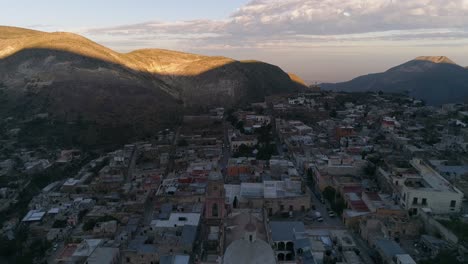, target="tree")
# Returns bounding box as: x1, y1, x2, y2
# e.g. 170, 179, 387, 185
256, 144, 277, 160
322, 187, 336, 203
52, 219, 68, 228
419, 250, 462, 264
226, 114, 238, 126
236, 121, 245, 133
234, 144, 254, 157
177, 139, 188, 147
364, 163, 376, 177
